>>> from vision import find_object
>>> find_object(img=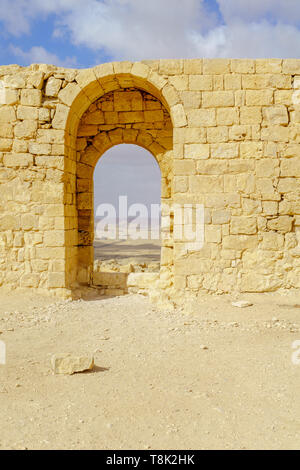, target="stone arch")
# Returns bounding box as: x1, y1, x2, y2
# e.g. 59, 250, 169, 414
61, 63, 181, 289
